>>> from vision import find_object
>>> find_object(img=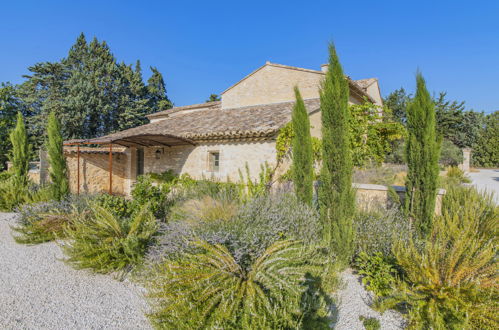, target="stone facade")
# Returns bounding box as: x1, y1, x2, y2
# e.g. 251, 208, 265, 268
141, 140, 276, 182
66, 152, 128, 195
221, 62, 365, 109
